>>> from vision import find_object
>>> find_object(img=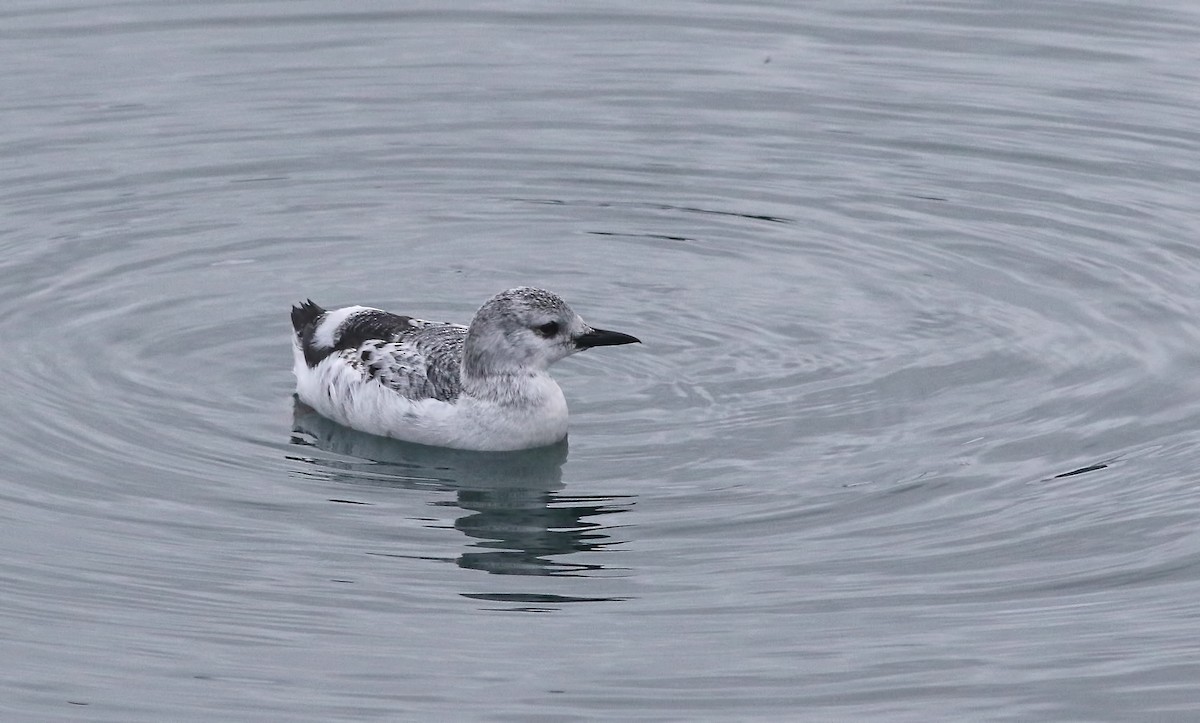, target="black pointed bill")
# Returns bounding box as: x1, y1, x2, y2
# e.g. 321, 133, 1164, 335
575, 327, 641, 349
